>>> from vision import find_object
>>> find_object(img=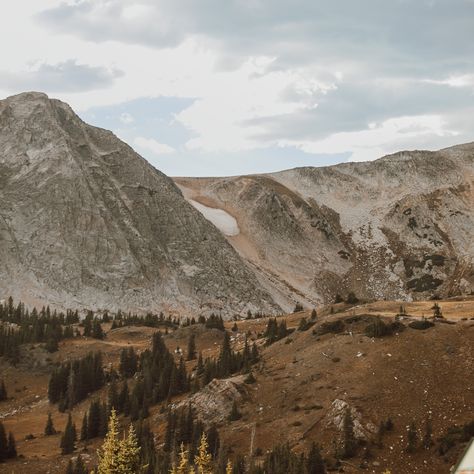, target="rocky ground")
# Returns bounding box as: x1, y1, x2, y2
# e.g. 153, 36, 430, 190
0, 297, 473, 473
